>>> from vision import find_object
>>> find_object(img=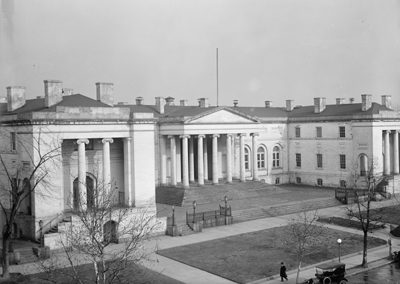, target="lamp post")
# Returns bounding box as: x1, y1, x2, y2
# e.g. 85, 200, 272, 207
193, 201, 197, 223
39, 220, 44, 248
172, 204, 175, 227
224, 196, 228, 225
337, 238, 342, 262
388, 238, 392, 258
